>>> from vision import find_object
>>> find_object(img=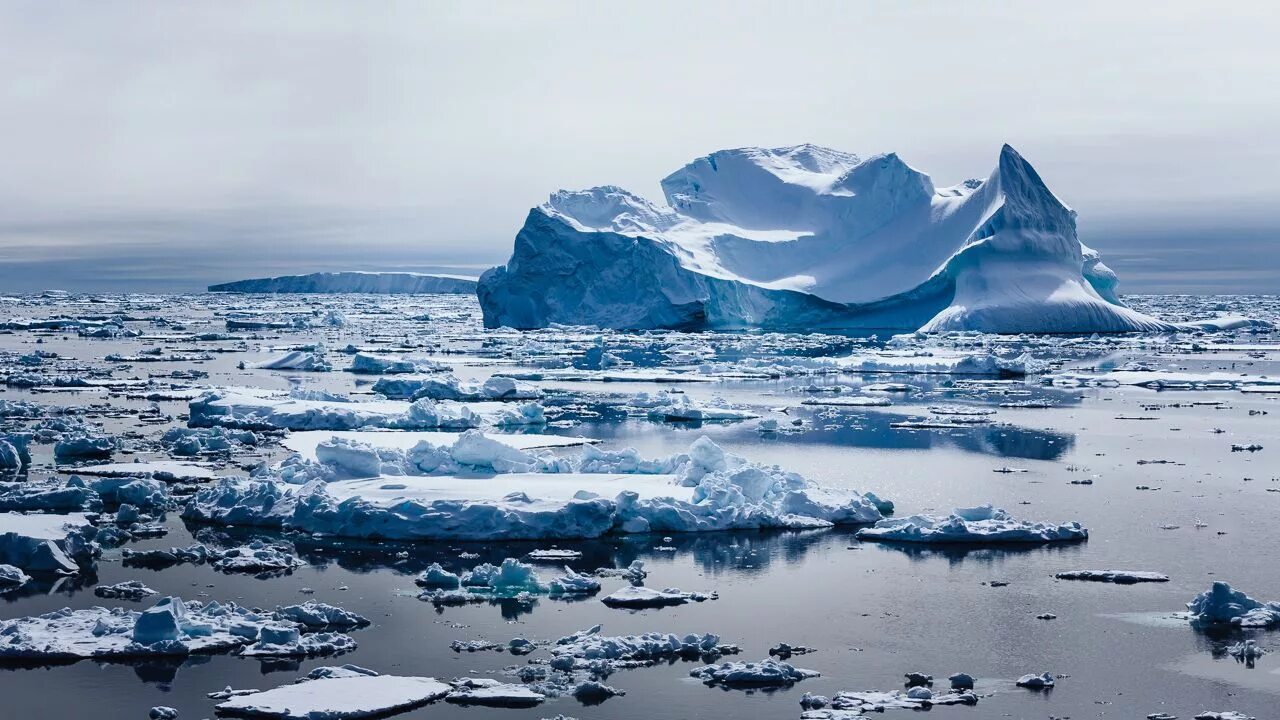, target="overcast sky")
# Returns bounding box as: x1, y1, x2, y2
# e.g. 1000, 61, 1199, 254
0, 1, 1276, 293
